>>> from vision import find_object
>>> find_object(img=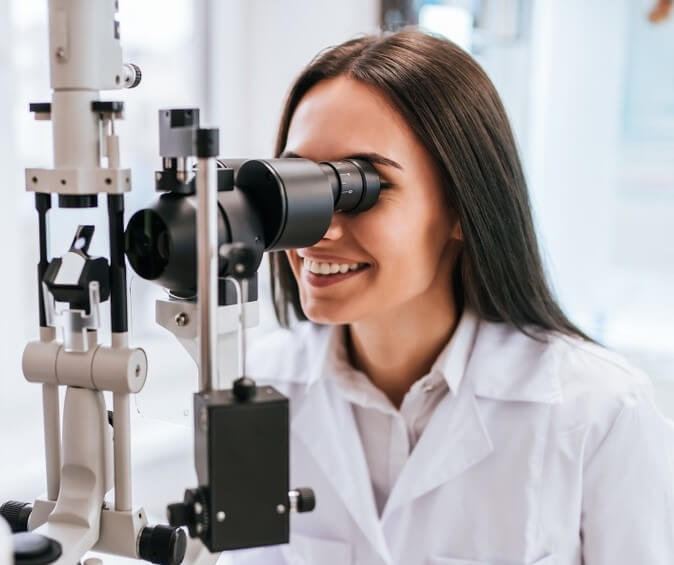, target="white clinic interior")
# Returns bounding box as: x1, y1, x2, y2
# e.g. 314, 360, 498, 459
1, 0, 673, 562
